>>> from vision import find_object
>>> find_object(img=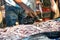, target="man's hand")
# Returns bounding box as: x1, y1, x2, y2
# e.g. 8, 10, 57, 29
25, 9, 38, 17
25, 10, 34, 17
